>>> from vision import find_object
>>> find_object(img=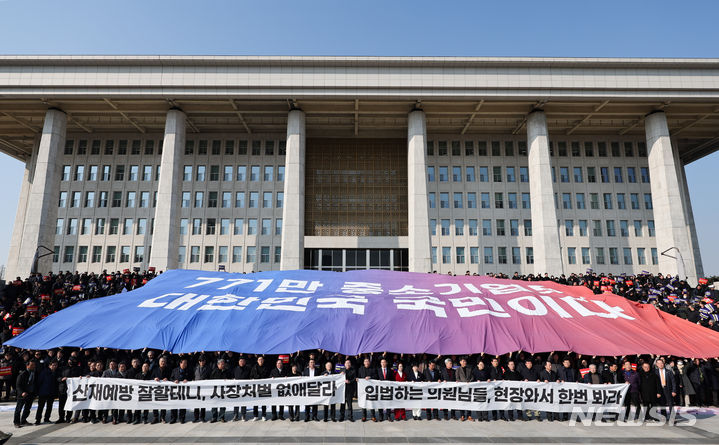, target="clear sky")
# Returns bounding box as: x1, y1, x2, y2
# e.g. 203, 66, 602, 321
0, 0, 717, 275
